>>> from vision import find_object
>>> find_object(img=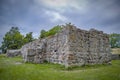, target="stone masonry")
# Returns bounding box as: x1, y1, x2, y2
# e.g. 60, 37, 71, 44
21, 24, 111, 67
7, 49, 21, 57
